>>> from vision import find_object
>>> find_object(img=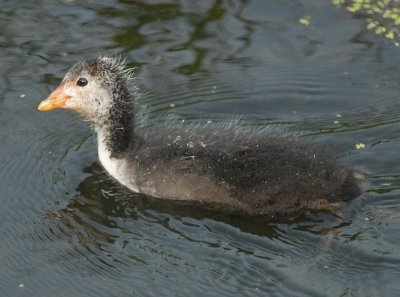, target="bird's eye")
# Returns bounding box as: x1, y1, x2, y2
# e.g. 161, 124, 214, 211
77, 78, 88, 87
